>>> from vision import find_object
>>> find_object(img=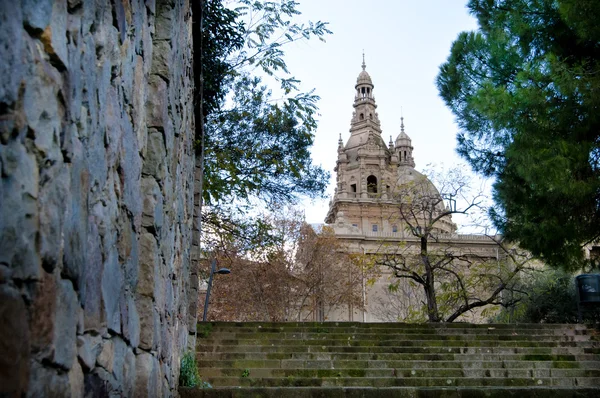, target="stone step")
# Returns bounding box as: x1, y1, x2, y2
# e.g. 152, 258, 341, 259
201, 344, 595, 355
197, 352, 600, 362
192, 323, 600, 393
198, 367, 600, 379
204, 330, 597, 339
197, 359, 600, 370
206, 322, 591, 330
180, 386, 600, 398
201, 337, 597, 347
200, 376, 600, 387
